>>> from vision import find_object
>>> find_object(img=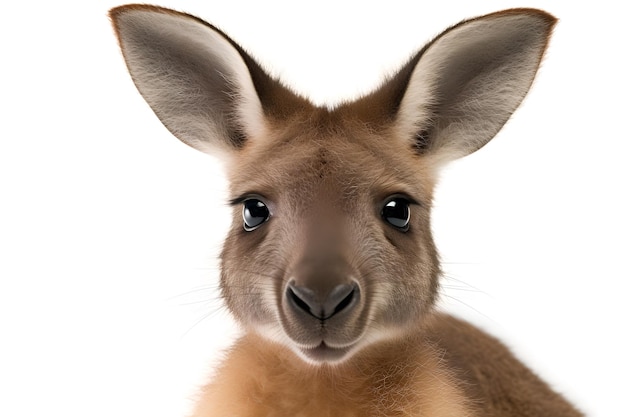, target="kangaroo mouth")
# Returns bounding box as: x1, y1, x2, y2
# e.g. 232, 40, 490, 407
299, 341, 356, 363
